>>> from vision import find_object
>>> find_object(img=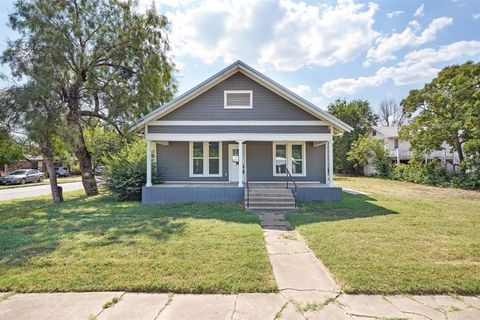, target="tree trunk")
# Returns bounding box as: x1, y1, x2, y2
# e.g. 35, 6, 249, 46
67, 107, 98, 196
454, 134, 465, 172
74, 130, 98, 196
41, 139, 63, 203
